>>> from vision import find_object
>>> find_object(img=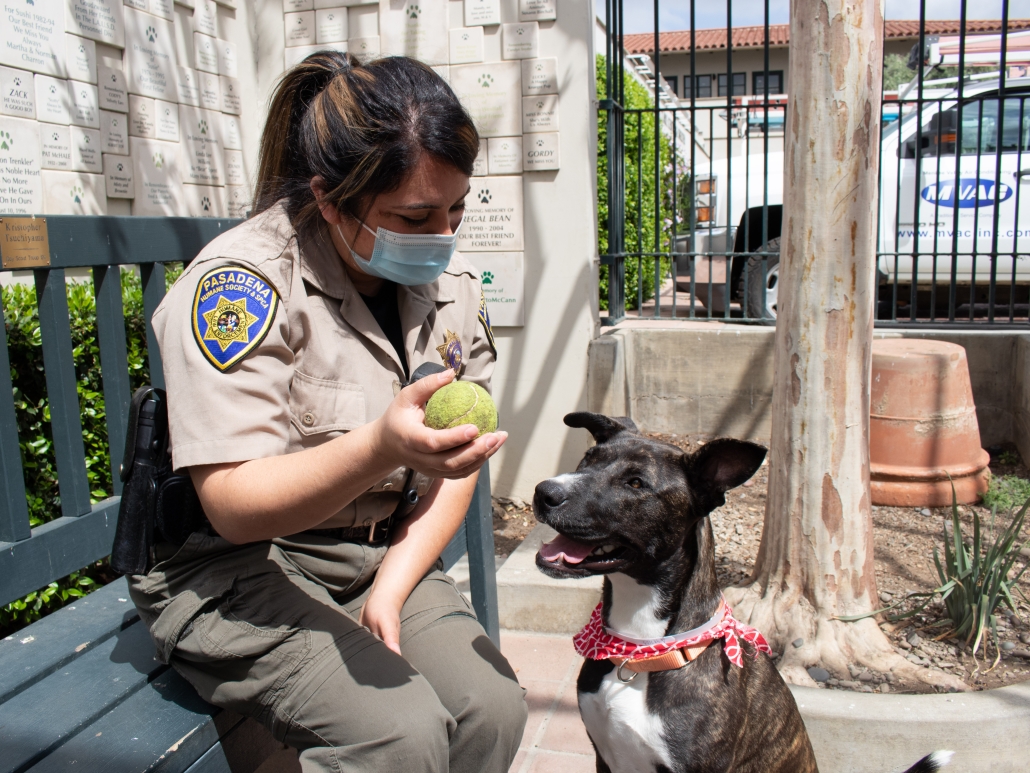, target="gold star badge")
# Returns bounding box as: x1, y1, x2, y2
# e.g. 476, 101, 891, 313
202, 295, 259, 352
